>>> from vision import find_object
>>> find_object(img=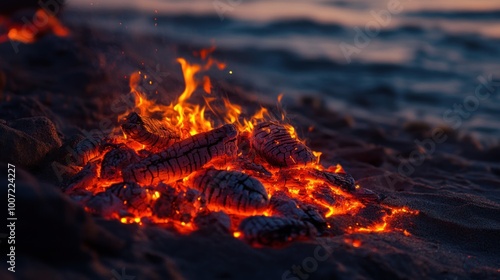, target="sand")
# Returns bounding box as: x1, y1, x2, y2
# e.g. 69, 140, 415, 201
0, 24, 499, 280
